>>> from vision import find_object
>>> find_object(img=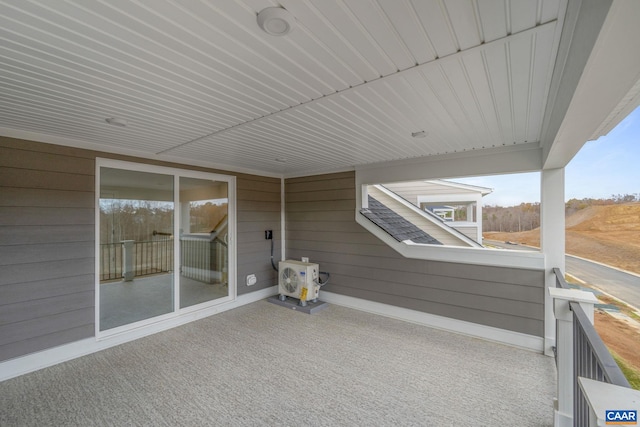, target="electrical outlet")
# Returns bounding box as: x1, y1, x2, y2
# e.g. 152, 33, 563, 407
265, 230, 273, 240
246, 274, 257, 286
